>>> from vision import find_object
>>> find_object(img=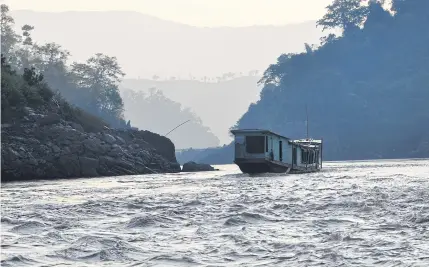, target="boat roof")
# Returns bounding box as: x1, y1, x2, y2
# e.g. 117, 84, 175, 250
292, 139, 323, 144
230, 129, 290, 139
230, 129, 322, 144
